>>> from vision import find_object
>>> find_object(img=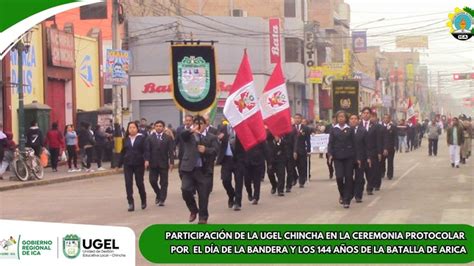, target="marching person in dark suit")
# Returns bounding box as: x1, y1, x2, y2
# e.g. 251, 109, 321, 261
144, 120, 175, 207
349, 114, 367, 203
216, 124, 246, 211
119, 121, 147, 212
176, 115, 194, 179
328, 110, 356, 208
179, 115, 218, 224
284, 126, 297, 193
267, 131, 288, 197
293, 114, 311, 188
360, 107, 383, 195
244, 141, 269, 205
324, 116, 336, 179
381, 114, 398, 180
204, 115, 219, 192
